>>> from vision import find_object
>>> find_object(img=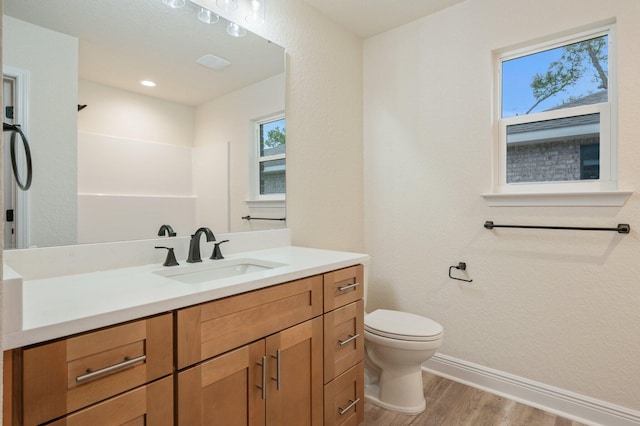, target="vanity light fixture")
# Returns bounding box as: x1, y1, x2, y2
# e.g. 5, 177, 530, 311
140, 80, 157, 87
226, 21, 247, 37
162, 0, 263, 36
197, 7, 220, 24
